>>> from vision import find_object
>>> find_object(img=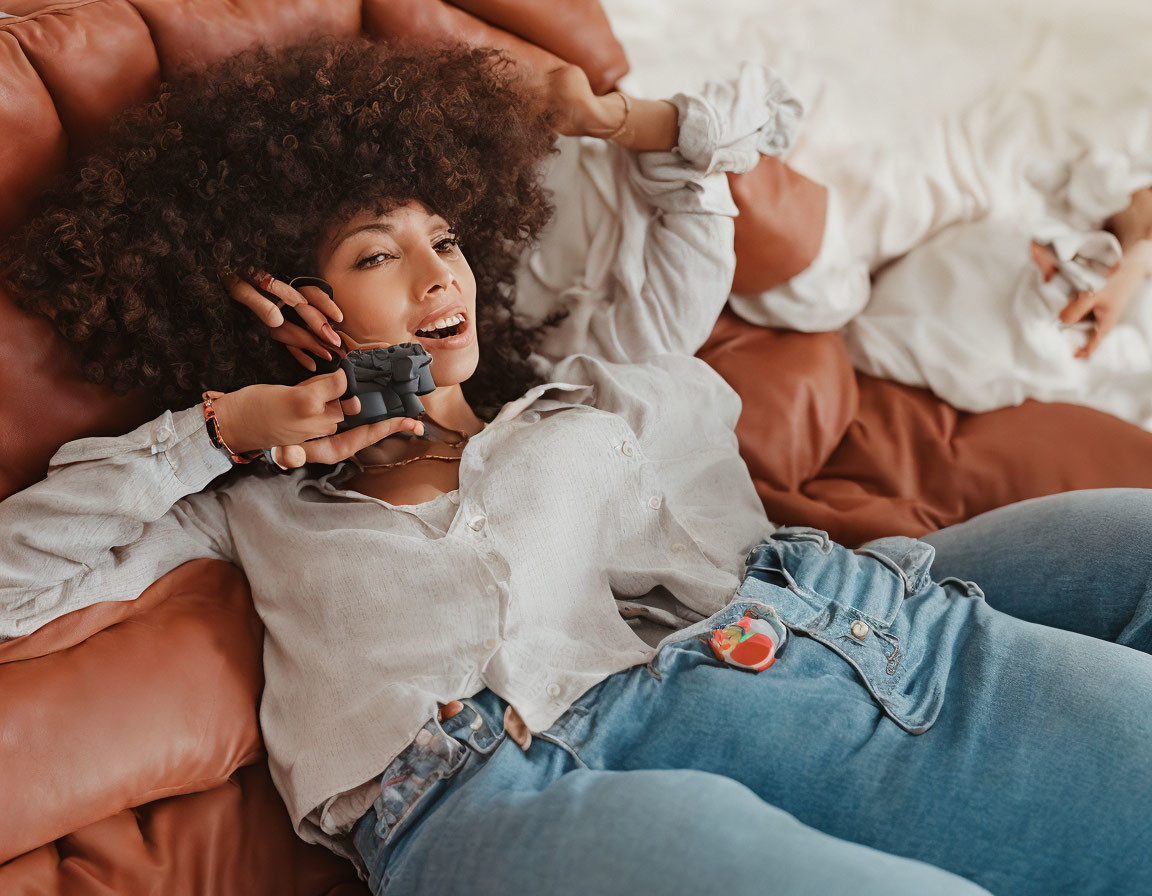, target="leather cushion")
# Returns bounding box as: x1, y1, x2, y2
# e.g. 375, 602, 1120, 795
728, 155, 829, 294
0, 560, 265, 864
